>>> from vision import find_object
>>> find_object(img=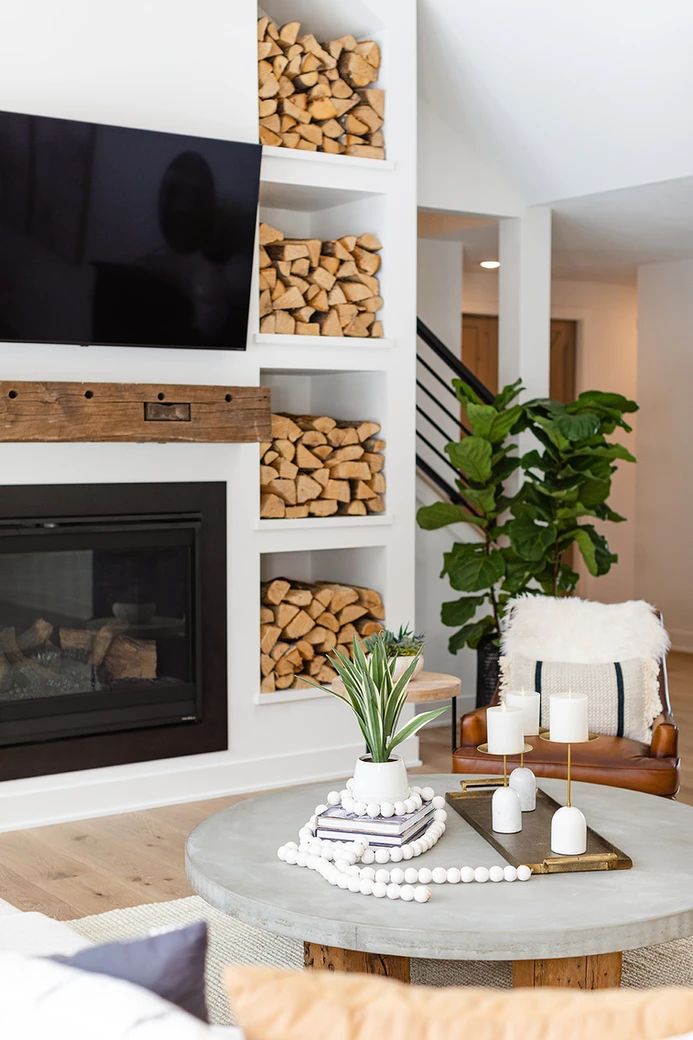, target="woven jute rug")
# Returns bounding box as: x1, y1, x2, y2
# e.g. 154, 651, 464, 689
68, 896, 693, 1027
